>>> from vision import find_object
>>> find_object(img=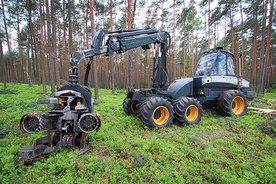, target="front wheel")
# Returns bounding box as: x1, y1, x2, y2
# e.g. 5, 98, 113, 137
217, 90, 247, 116
139, 97, 174, 129
174, 97, 203, 125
